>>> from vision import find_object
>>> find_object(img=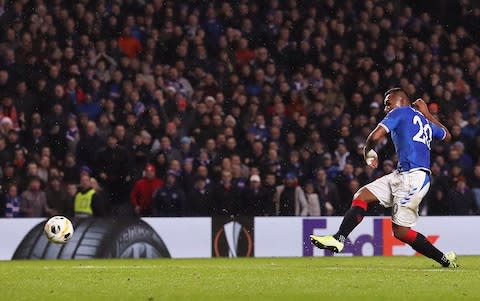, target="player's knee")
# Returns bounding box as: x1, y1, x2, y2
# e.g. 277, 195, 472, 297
353, 188, 377, 203
351, 198, 368, 211
392, 226, 417, 244
392, 228, 405, 241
